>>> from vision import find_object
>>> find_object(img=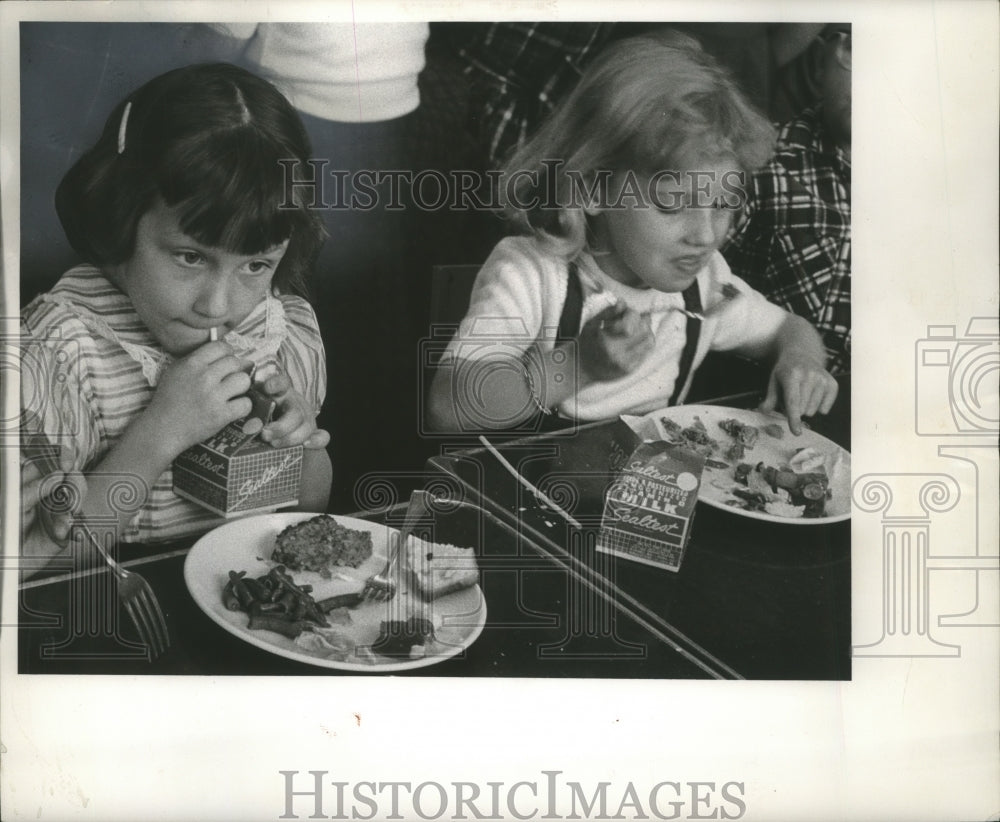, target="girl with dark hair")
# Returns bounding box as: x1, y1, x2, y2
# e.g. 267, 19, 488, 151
21, 63, 331, 569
